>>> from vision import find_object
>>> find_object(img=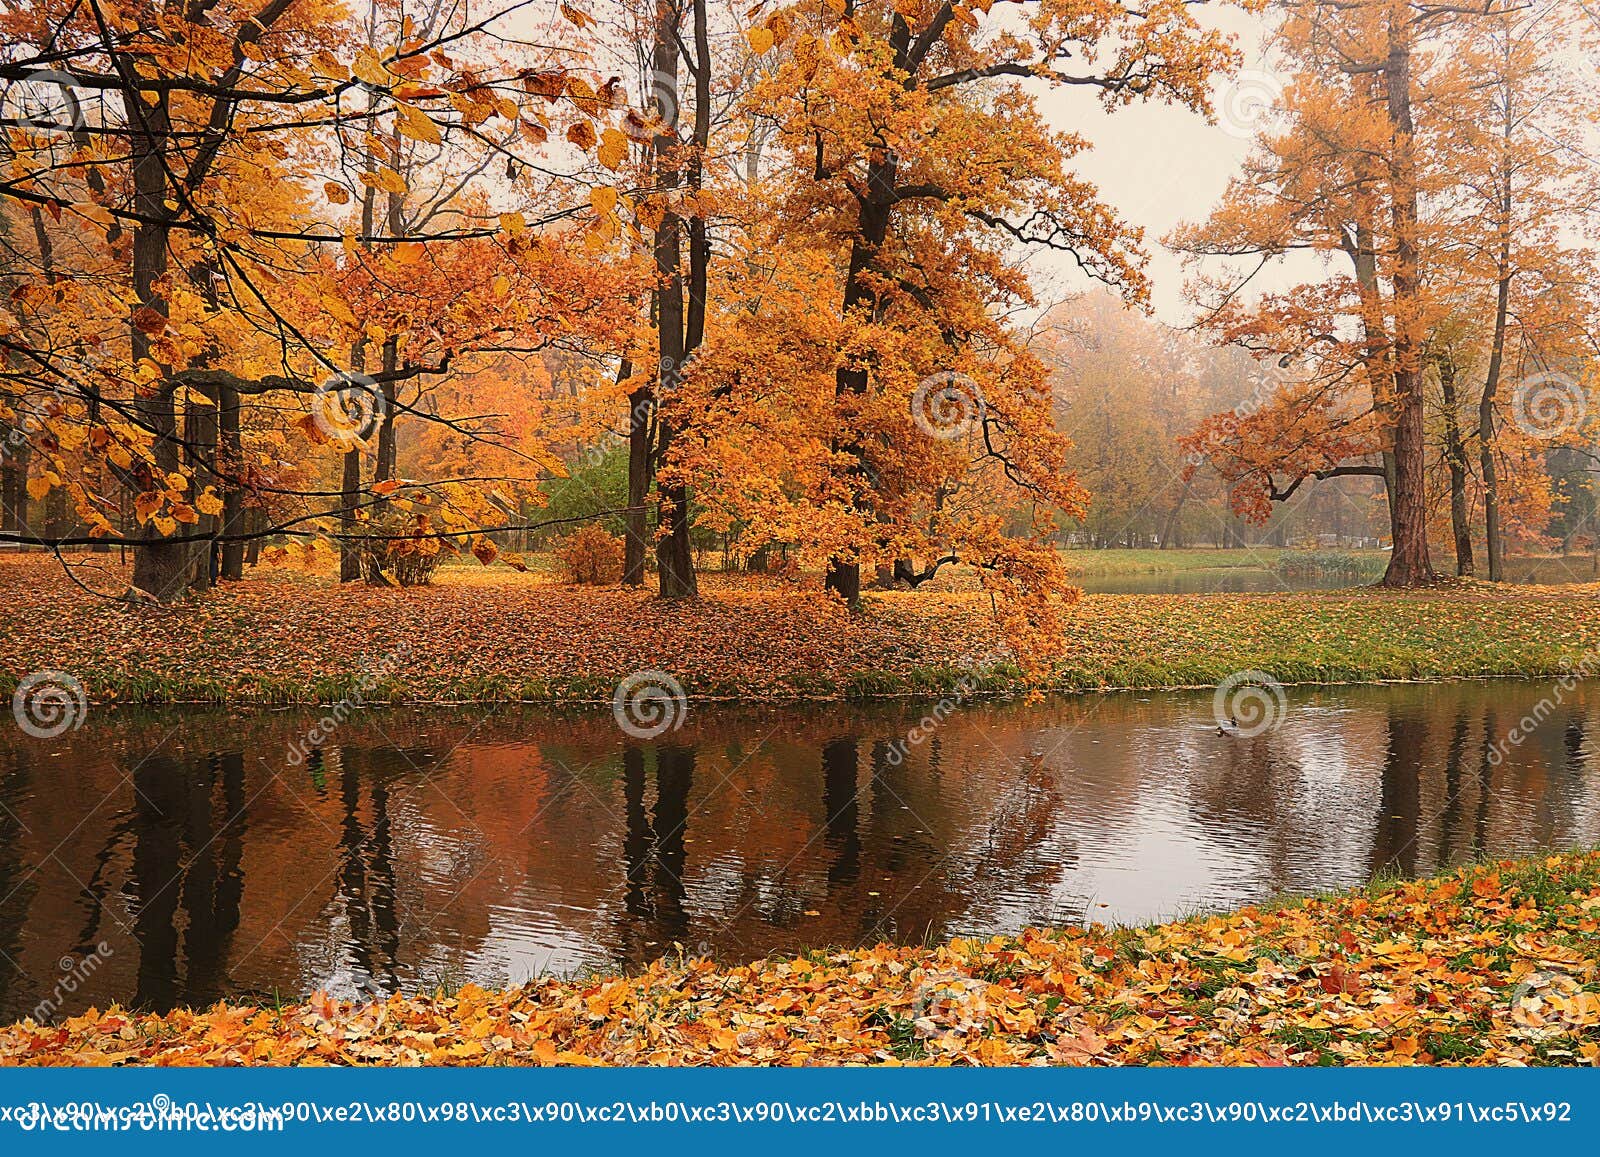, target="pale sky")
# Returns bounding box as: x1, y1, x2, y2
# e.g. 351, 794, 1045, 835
1030, 8, 1279, 326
